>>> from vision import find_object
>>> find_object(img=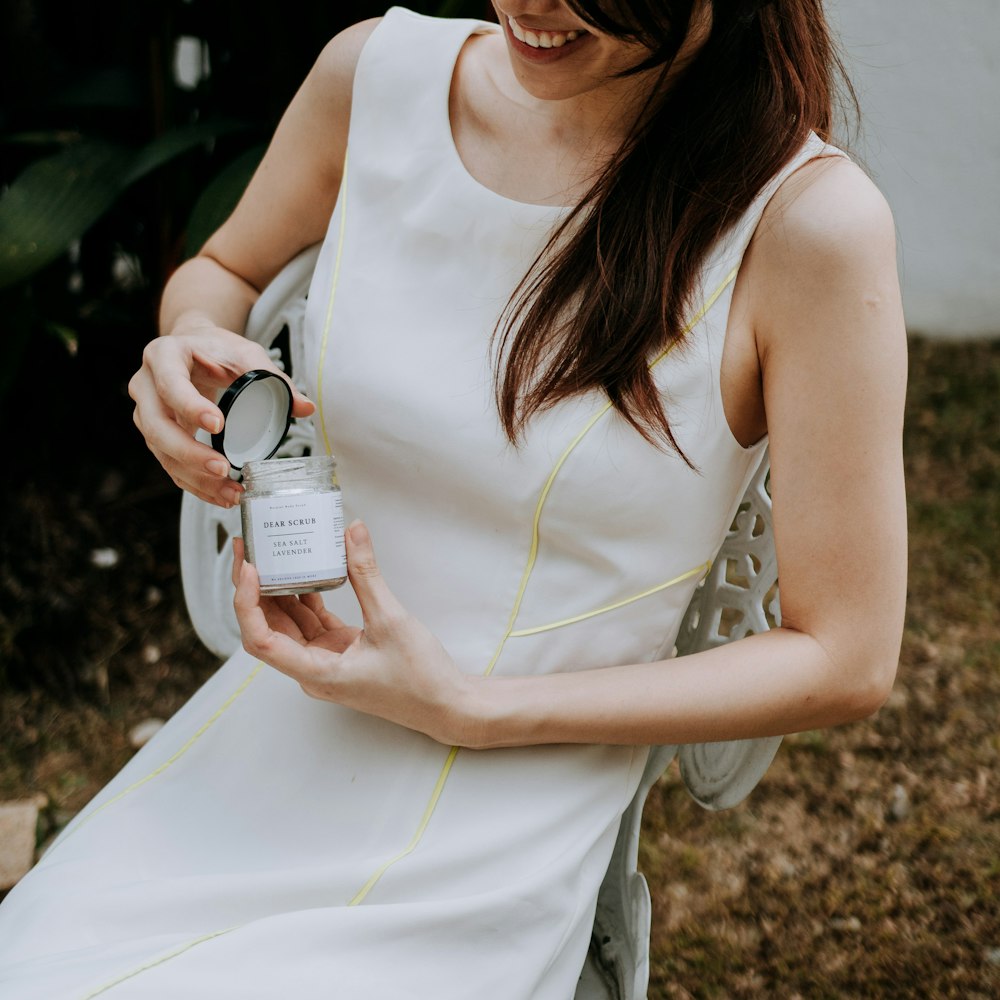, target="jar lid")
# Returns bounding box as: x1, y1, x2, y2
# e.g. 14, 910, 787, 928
211, 369, 292, 471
